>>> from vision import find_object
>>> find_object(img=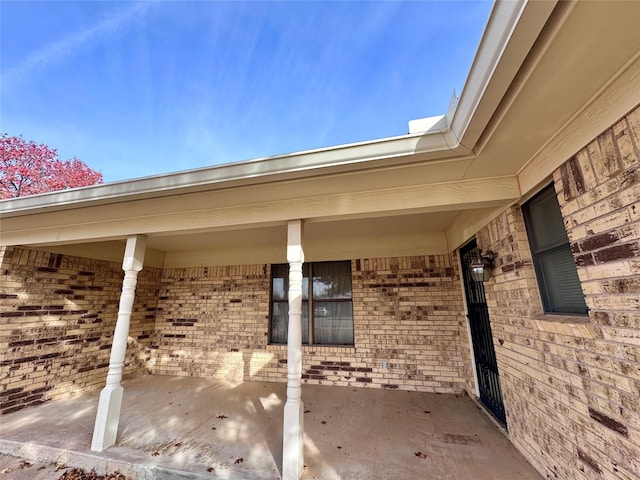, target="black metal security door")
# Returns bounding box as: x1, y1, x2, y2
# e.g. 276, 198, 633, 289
460, 240, 507, 426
